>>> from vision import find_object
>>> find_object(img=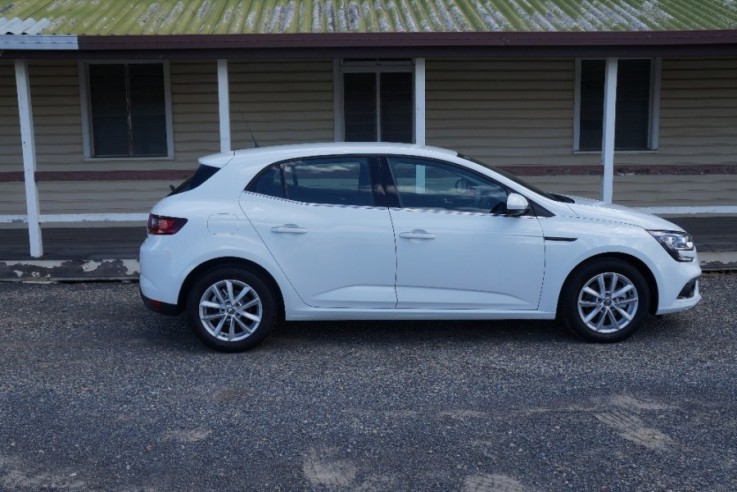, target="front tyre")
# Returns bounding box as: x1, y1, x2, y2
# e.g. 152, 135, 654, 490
186, 267, 277, 352
561, 259, 650, 342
